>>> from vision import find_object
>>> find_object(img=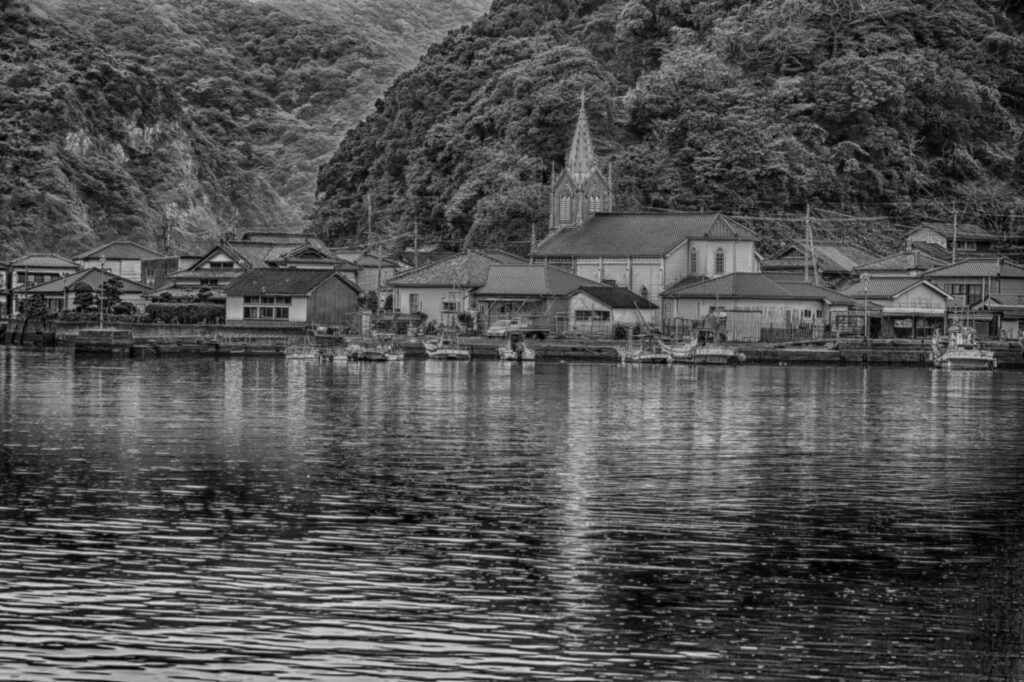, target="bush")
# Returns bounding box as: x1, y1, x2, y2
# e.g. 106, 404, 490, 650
143, 302, 225, 324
